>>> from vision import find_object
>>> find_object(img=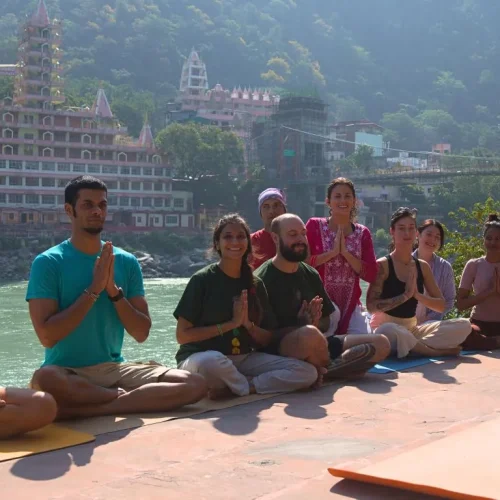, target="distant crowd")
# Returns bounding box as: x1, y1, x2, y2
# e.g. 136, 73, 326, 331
1, 175, 499, 439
